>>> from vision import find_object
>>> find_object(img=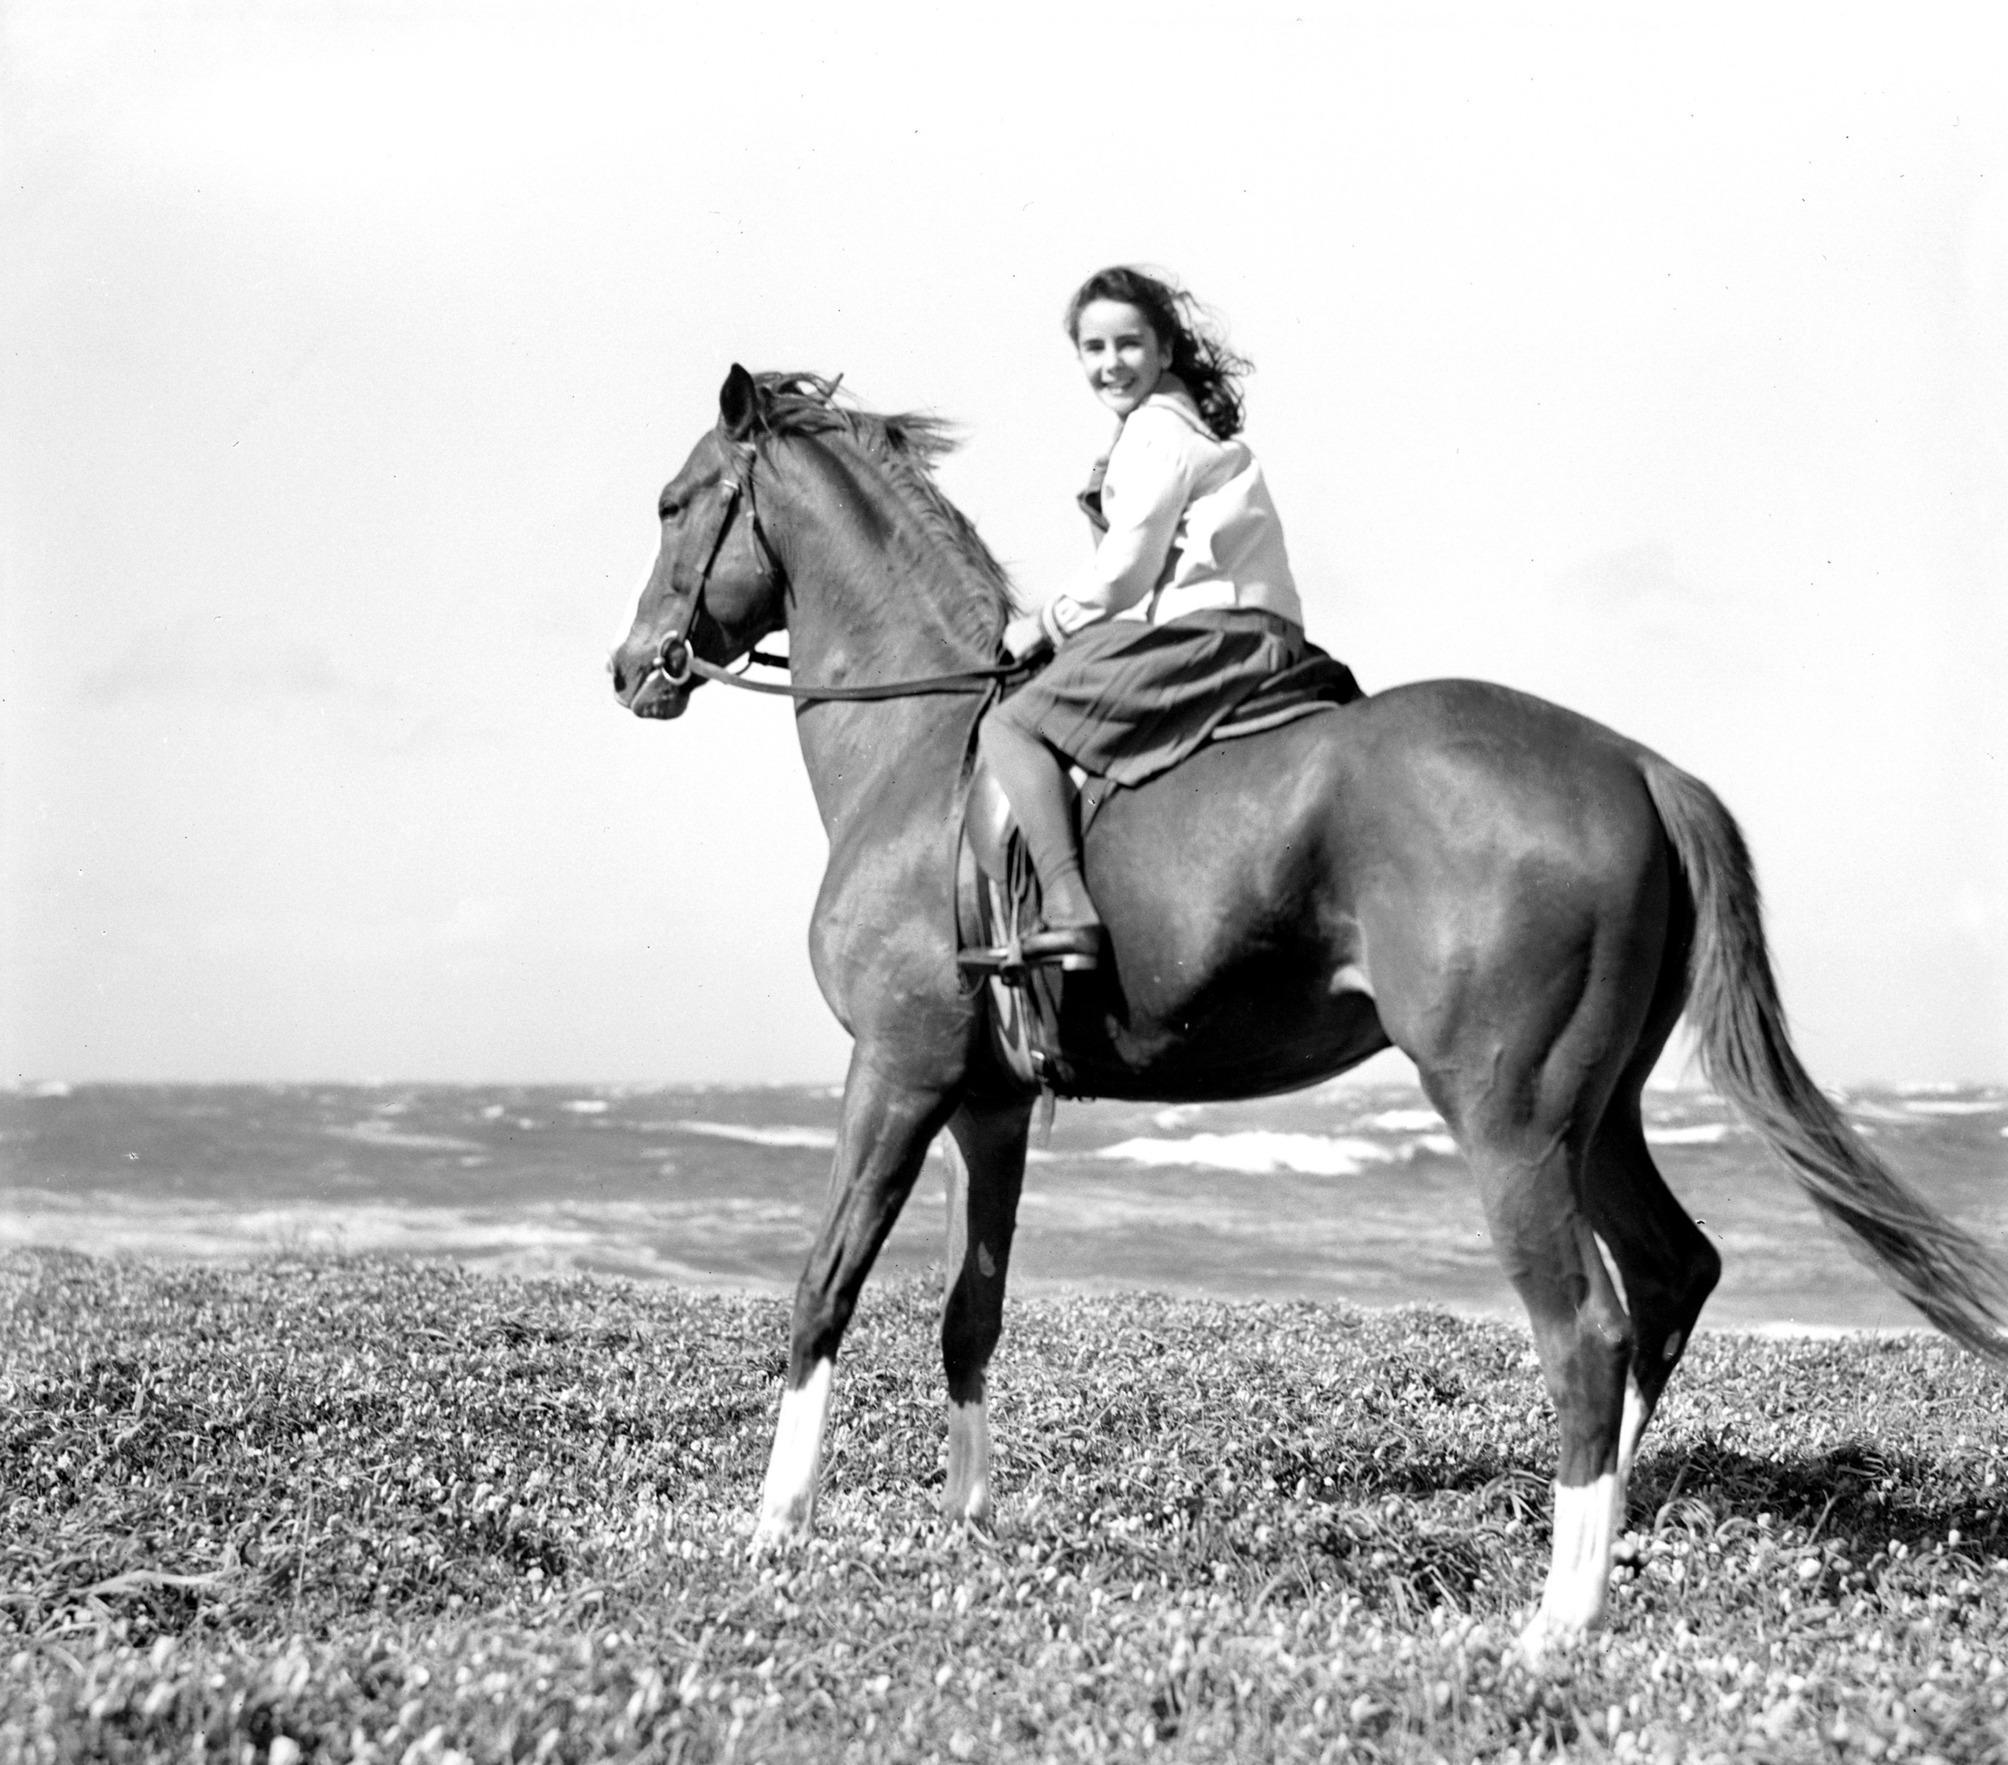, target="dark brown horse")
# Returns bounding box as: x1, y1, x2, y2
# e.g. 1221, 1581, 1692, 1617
610, 366, 2007, 1655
